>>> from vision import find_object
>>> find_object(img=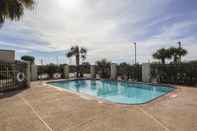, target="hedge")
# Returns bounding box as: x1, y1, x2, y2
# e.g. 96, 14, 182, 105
117, 64, 142, 81
151, 63, 197, 86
